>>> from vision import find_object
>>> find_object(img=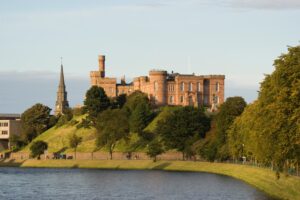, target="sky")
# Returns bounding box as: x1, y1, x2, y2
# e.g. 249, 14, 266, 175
0, 0, 300, 113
